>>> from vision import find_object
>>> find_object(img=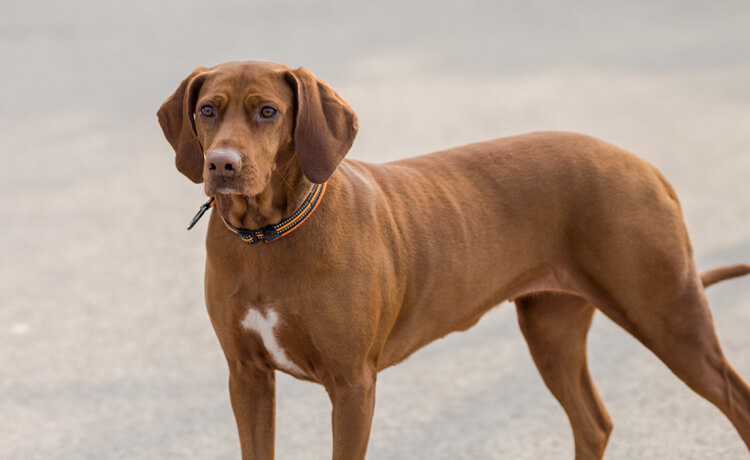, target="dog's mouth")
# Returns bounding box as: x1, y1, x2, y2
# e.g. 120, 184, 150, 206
205, 175, 269, 197
205, 176, 245, 196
